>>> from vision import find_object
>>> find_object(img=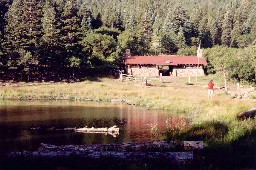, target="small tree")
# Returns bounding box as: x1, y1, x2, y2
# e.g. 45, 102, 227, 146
18, 50, 38, 81
209, 46, 237, 92
80, 32, 117, 60
68, 56, 81, 78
